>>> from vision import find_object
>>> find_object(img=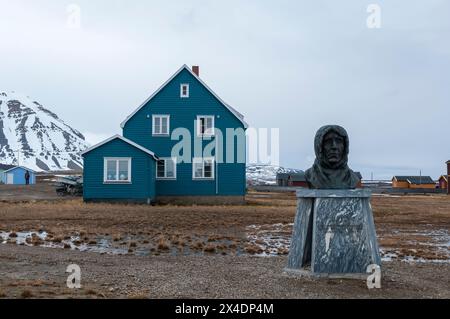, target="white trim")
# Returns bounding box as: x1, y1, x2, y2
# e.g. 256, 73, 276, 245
103, 157, 132, 183
192, 157, 215, 180
180, 83, 190, 98
156, 157, 177, 180
196, 115, 215, 137
81, 135, 159, 160
152, 115, 170, 136
120, 65, 248, 129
